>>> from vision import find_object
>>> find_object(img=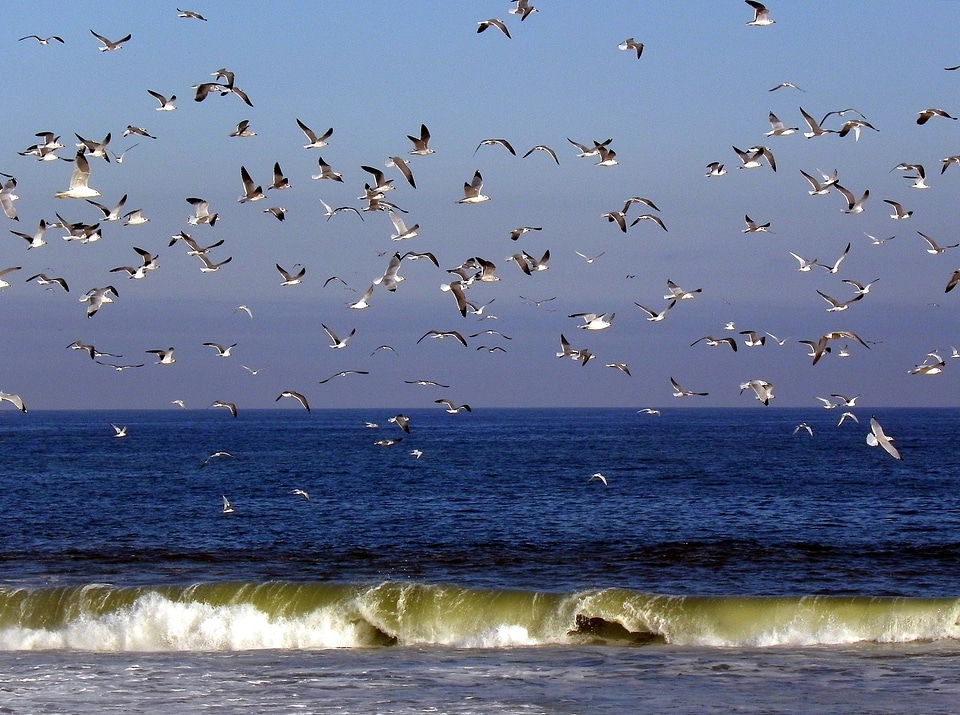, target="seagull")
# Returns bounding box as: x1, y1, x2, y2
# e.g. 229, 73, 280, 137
309, 156, 343, 182
18, 35, 65, 44
147, 89, 176, 111
765, 333, 790, 346
837, 119, 879, 141
87, 194, 127, 221
97, 361, 143, 372
321, 323, 356, 350
296, 119, 333, 148
0, 177, 20, 221
705, 162, 727, 177
388, 414, 411, 433
842, 278, 880, 296
291, 488, 310, 499
228, 120, 256, 138
799, 107, 835, 138
319, 198, 362, 221
375, 252, 405, 292
212, 400, 238, 418
268, 162, 290, 191
186, 198, 218, 226
742, 215, 771, 233
883, 199, 912, 220
195, 253, 232, 273
918, 232, 959, 254
11, 218, 49, 249
834, 184, 869, 214
319, 370, 369, 384
821, 242, 851, 273
617, 38, 643, 58
457, 170, 489, 204
815, 396, 838, 409
733, 145, 776, 171
477, 18, 511, 38
739, 330, 766, 347
55, 150, 100, 199
864, 233, 894, 245
221, 495, 234, 514
606, 363, 631, 376
793, 423, 814, 436
634, 300, 676, 322
405, 379, 450, 388
172, 399, 186, 408
638, 408, 660, 416
475, 138, 516, 156
407, 123, 435, 155
80, 285, 118, 317
691, 335, 738, 351
177, 8, 207, 20
576, 251, 605, 264
555, 334, 593, 365
631, 213, 668, 231
341, 283, 374, 311
374, 438, 403, 446
385, 155, 416, 188
200, 450, 236, 467
589, 472, 608, 486
595, 145, 618, 167
387, 210, 419, 241
90, 29, 131, 51
74, 132, 111, 161
670, 377, 708, 398
509, 0, 538, 20
67, 341, 119, 359
768, 82, 804, 92
418, 329, 468, 347
410, 449, 423, 459
522, 145, 560, 164
276, 263, 305, 286
800, 169, 837, 196
837, 412, 859, 426
739, 379, 774, 405
765, 111, 798, 137
510, 226, 542, 241
570, 312, 614, 331
817, 289, 862, 312
946, 269, 960, 293
568, 137, 613, 158
867, 416, 901, 460
276, 390, 310, 411
745, 0, 775, 25
917, 108, 957, 125
0, 391, 27, 412
203, 342, 236, 358
435, 398, 471, 413
111, 423, 127, 438
237, 166, 265, 203
146, 347, 176, 364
